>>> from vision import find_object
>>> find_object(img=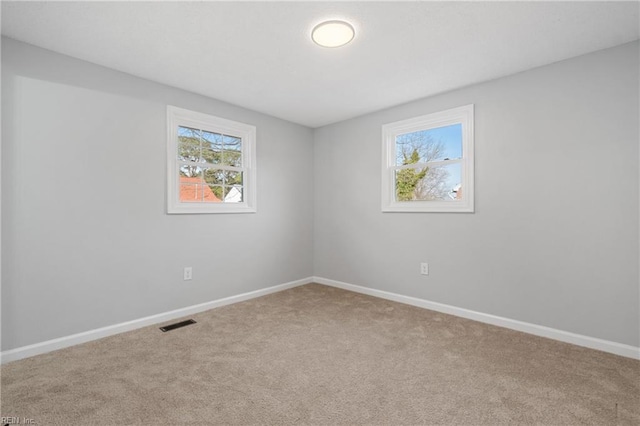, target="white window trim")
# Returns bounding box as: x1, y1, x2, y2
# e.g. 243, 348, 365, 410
167, 106, 257, 214
381, 104, 474, 213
